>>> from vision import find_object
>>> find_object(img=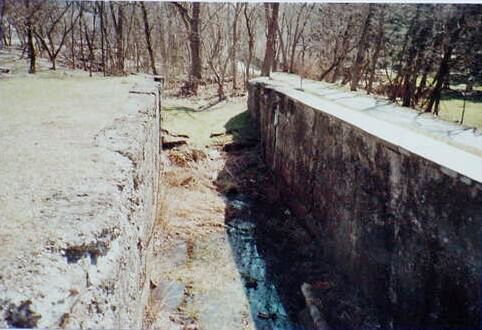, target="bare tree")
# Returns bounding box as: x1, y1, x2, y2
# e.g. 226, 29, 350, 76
82, 3, 97, 77
350, 4, 374, 91
140, 2, 157, 75
261, 3, 279, 76
366, 5, 386, 94
203, 4, 230, 101
97, 1, 105, 75
25, 0, 41, 73
317, 11, 355, 82
0, 0, 5, 49
243, 3, 258, 88
288, 5, 305, 73
425, 7, 467, 114
230, 3, 241, 90
34, 2, 77, 70
110, 2, 124, 74
172, 2, 202, 91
